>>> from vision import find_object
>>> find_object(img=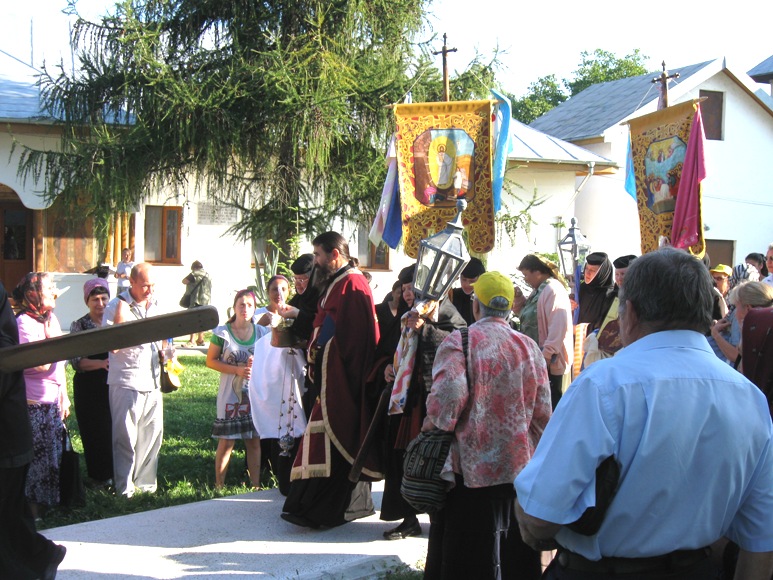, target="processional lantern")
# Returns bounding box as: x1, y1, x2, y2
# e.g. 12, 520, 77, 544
414, 200, 470, 301
557, 217, 592, 279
